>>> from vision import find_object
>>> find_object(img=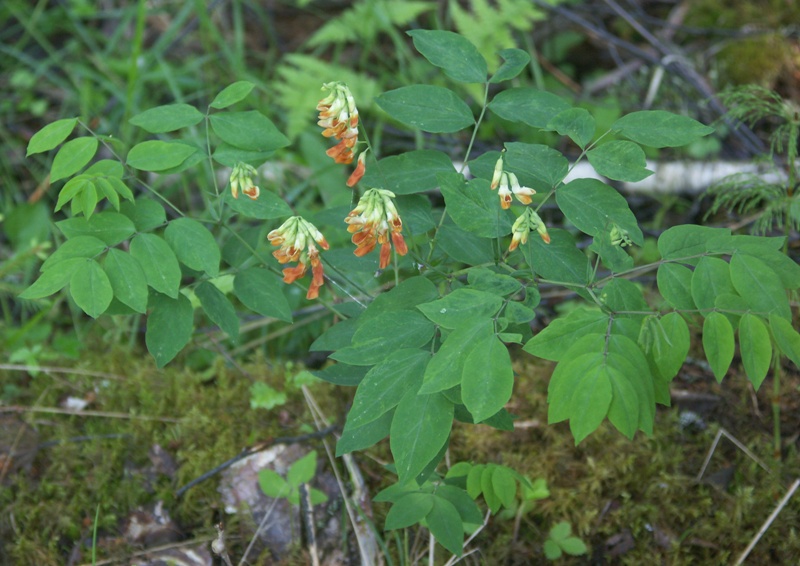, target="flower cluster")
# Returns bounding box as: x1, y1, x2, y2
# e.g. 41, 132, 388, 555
490, 152, 536, 209
509, 208, 550, 251
610, 224, 633, 247
267, 217, 329, 300
317, 82, 366, 187
344, 188, 408, 269
229, 162, 260, 200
